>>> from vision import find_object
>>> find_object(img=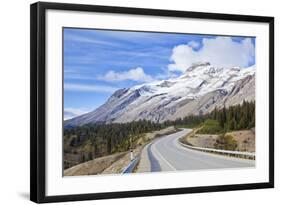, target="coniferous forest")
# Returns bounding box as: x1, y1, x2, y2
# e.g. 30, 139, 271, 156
64, 120, 165, 169
64, 101, 255, 169
173, 100, 255, 133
